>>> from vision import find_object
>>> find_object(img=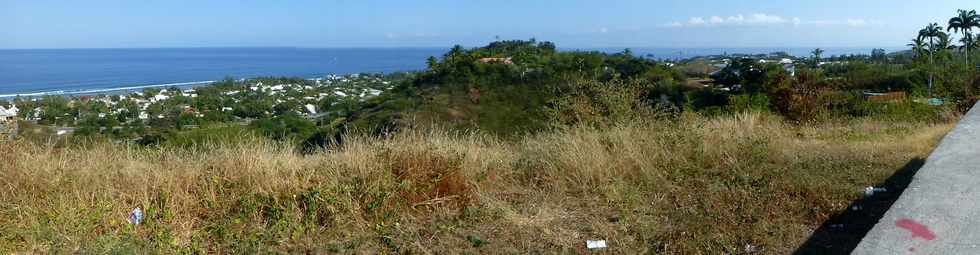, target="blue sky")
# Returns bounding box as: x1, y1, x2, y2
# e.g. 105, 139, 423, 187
1, 0, 976, 49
